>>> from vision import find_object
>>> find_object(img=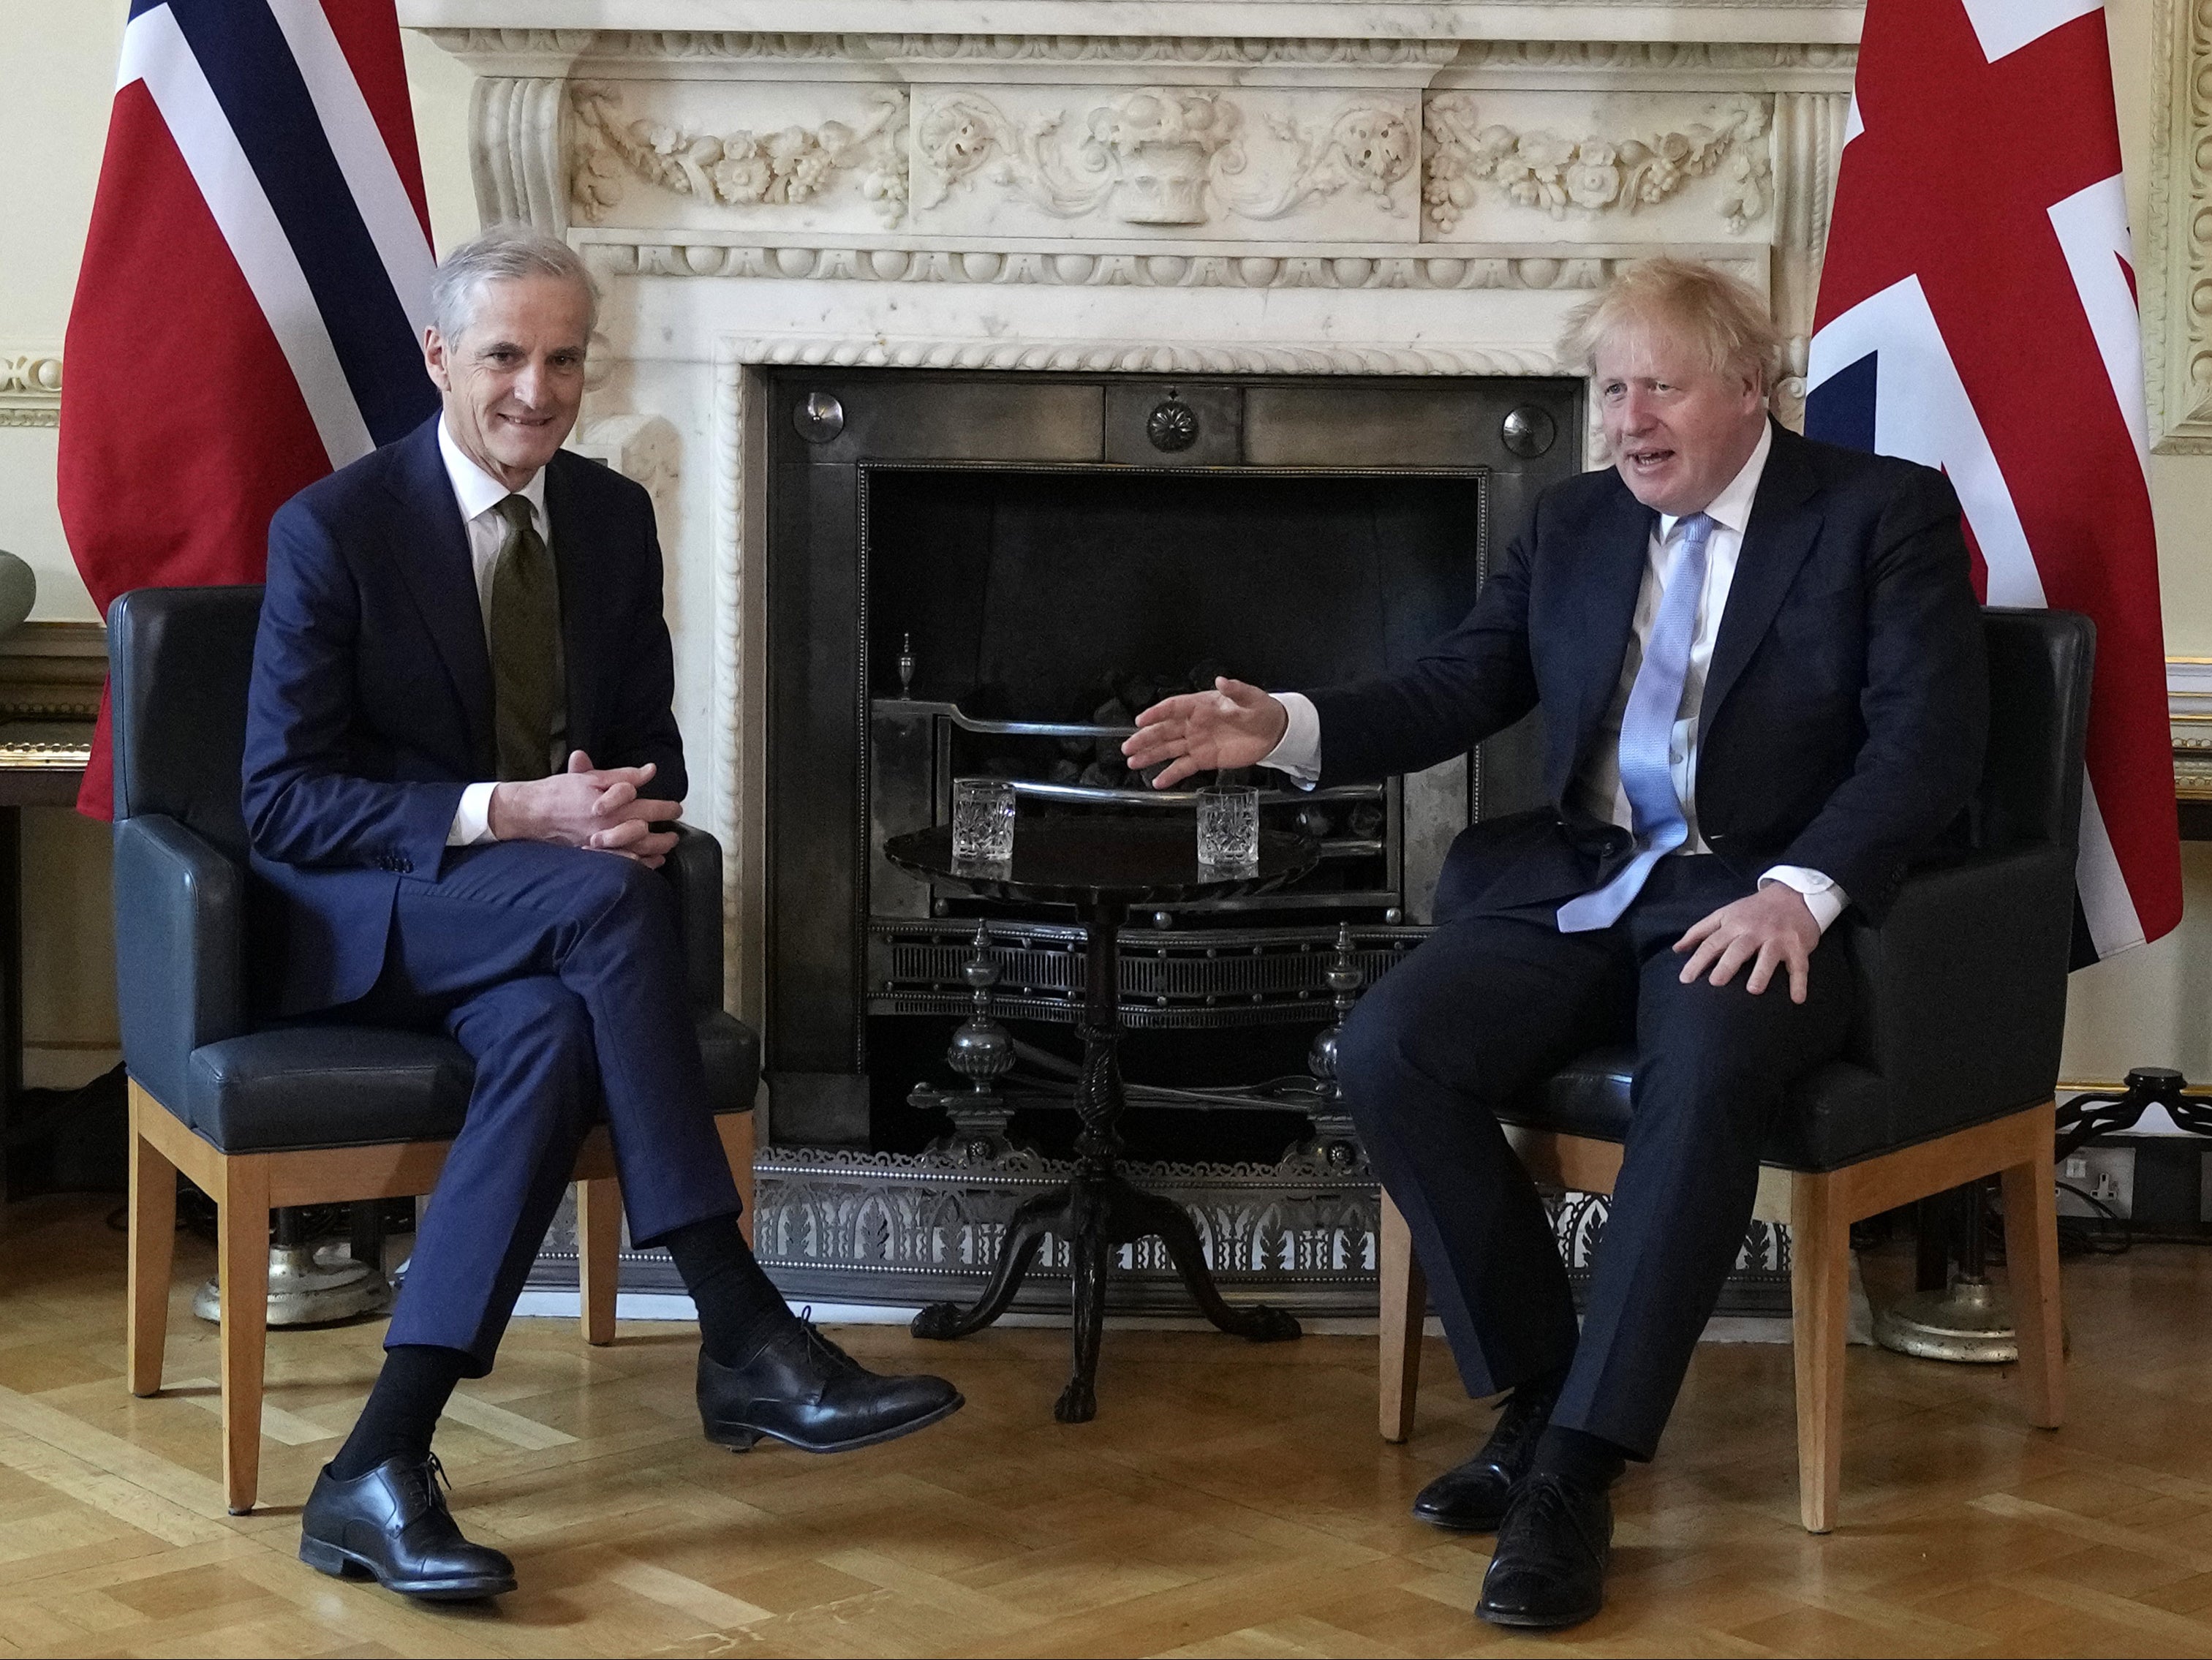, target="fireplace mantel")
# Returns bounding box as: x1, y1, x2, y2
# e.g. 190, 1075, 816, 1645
407, 0, 1859, 1054
403, 1, 1862, 41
